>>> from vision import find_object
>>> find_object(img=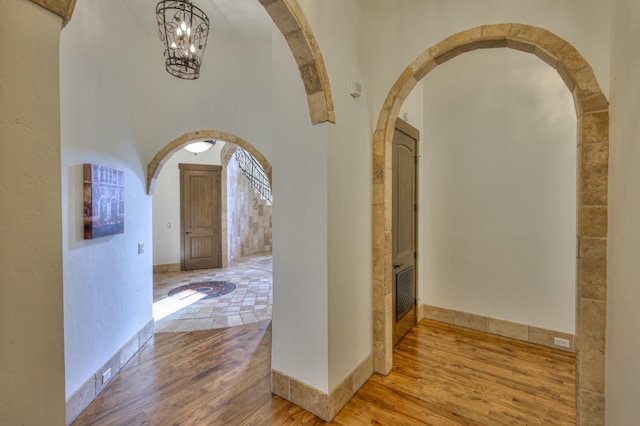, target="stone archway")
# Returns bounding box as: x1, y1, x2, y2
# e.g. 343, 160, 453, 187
45, 0, 335, 125
146, 129, 272, 195
372, 23, 608, 424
